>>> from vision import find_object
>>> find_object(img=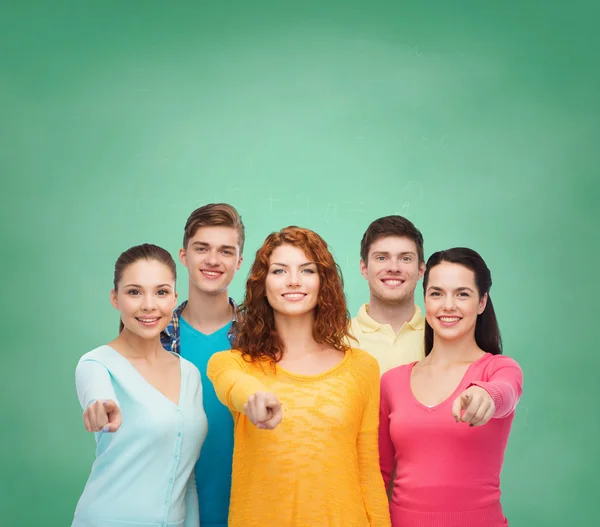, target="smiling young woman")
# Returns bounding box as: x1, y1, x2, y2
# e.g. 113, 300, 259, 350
207, 226, 390, 527
73, 244, 207, 527
379, 247, 523, 527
